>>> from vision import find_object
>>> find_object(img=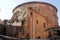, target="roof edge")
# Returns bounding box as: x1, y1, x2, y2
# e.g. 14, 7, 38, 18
13, 1, 57, 12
